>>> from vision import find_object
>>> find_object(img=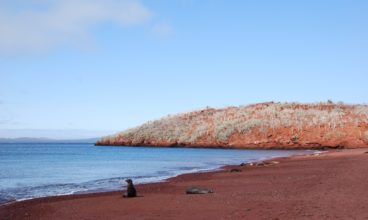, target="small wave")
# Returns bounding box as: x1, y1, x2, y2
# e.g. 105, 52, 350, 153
0, 174, 168, 204
0, 148, 314, 205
